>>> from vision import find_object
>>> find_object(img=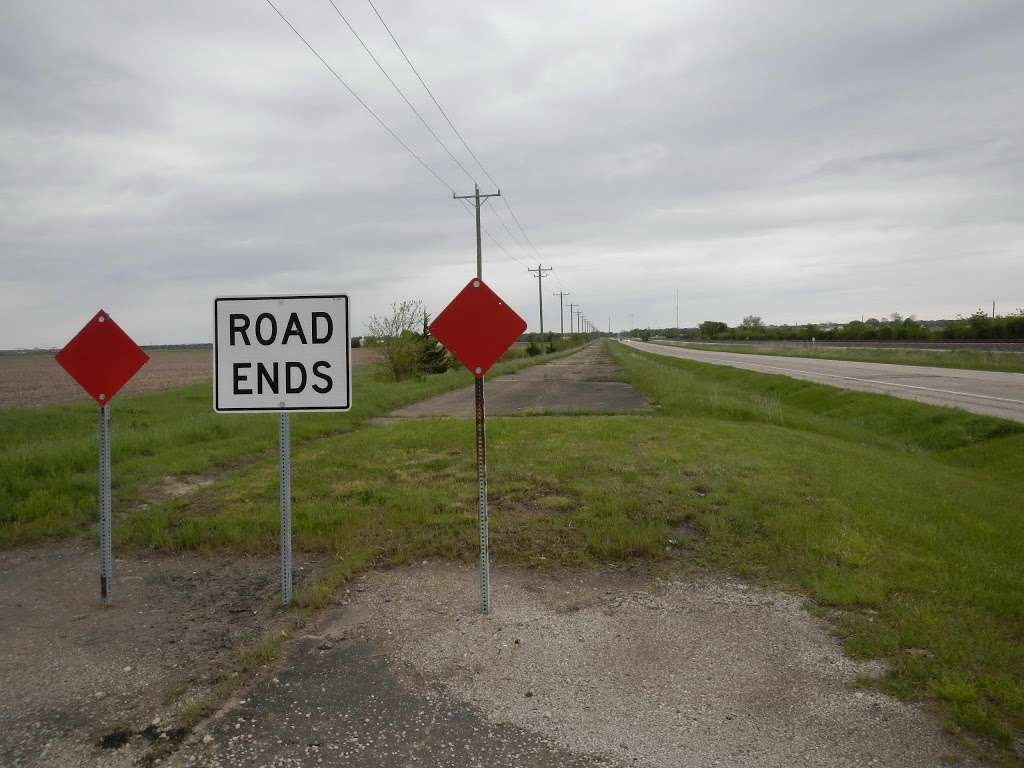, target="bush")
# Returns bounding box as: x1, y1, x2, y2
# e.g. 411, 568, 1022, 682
366, 299, 452, 380
526, 341, 542, 357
